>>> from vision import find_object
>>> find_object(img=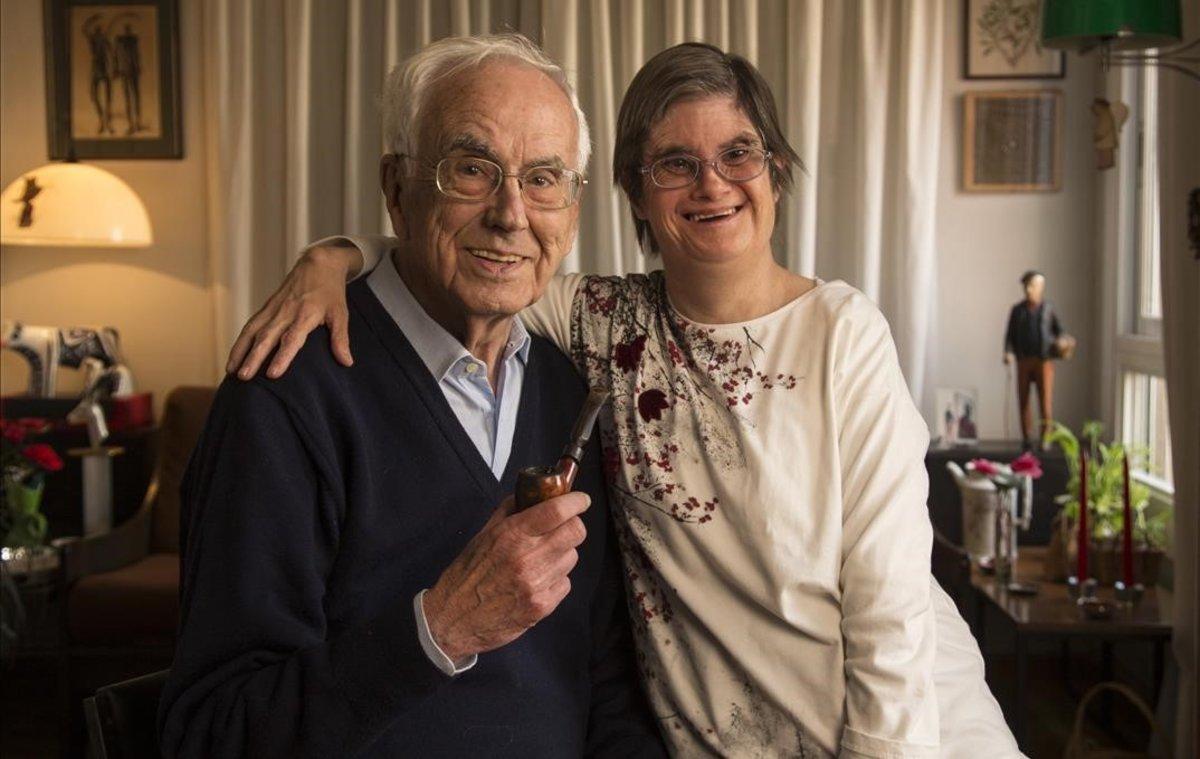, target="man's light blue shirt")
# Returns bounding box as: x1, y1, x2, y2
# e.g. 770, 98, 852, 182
367, 252, 531, 480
